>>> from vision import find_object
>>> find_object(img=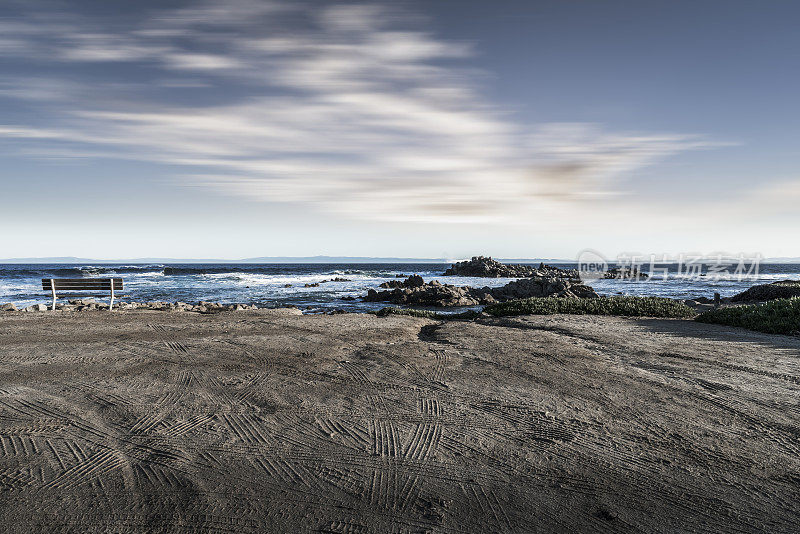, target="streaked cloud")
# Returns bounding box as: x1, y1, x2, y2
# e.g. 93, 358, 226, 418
0, 0, 718, 223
